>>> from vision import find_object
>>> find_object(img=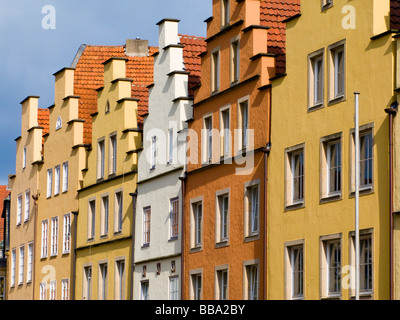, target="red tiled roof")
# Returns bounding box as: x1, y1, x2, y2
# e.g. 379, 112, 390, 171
179, 34, 206, 97
0, 185, 10, 241
37, 108, 50, 136
73, 45, 157, 144
391, 0, 400, 30
260, 0, 301, 75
